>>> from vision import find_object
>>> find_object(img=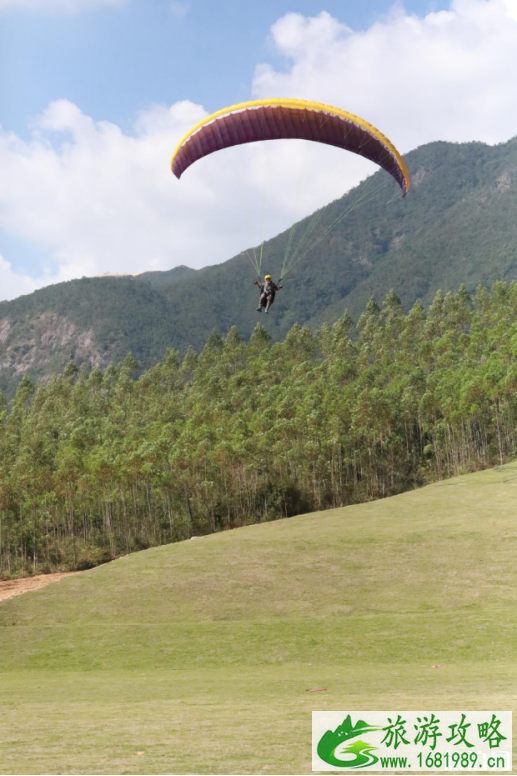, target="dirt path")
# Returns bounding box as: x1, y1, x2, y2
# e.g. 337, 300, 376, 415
0, 572, 80, 603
